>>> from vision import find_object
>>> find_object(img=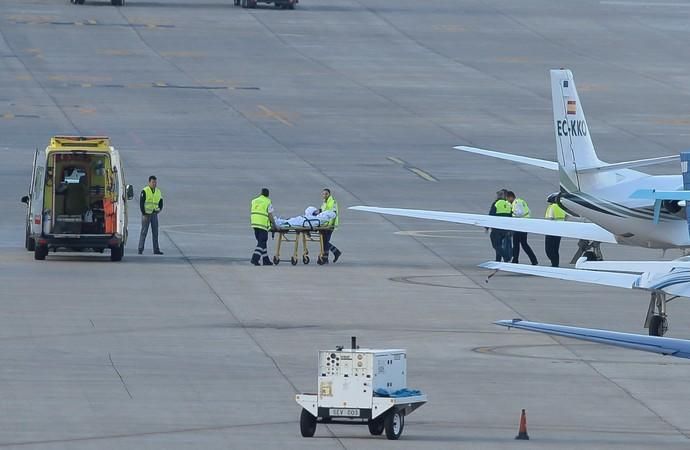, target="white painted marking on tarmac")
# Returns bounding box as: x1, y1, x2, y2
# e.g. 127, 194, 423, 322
601, 0, 690, 6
